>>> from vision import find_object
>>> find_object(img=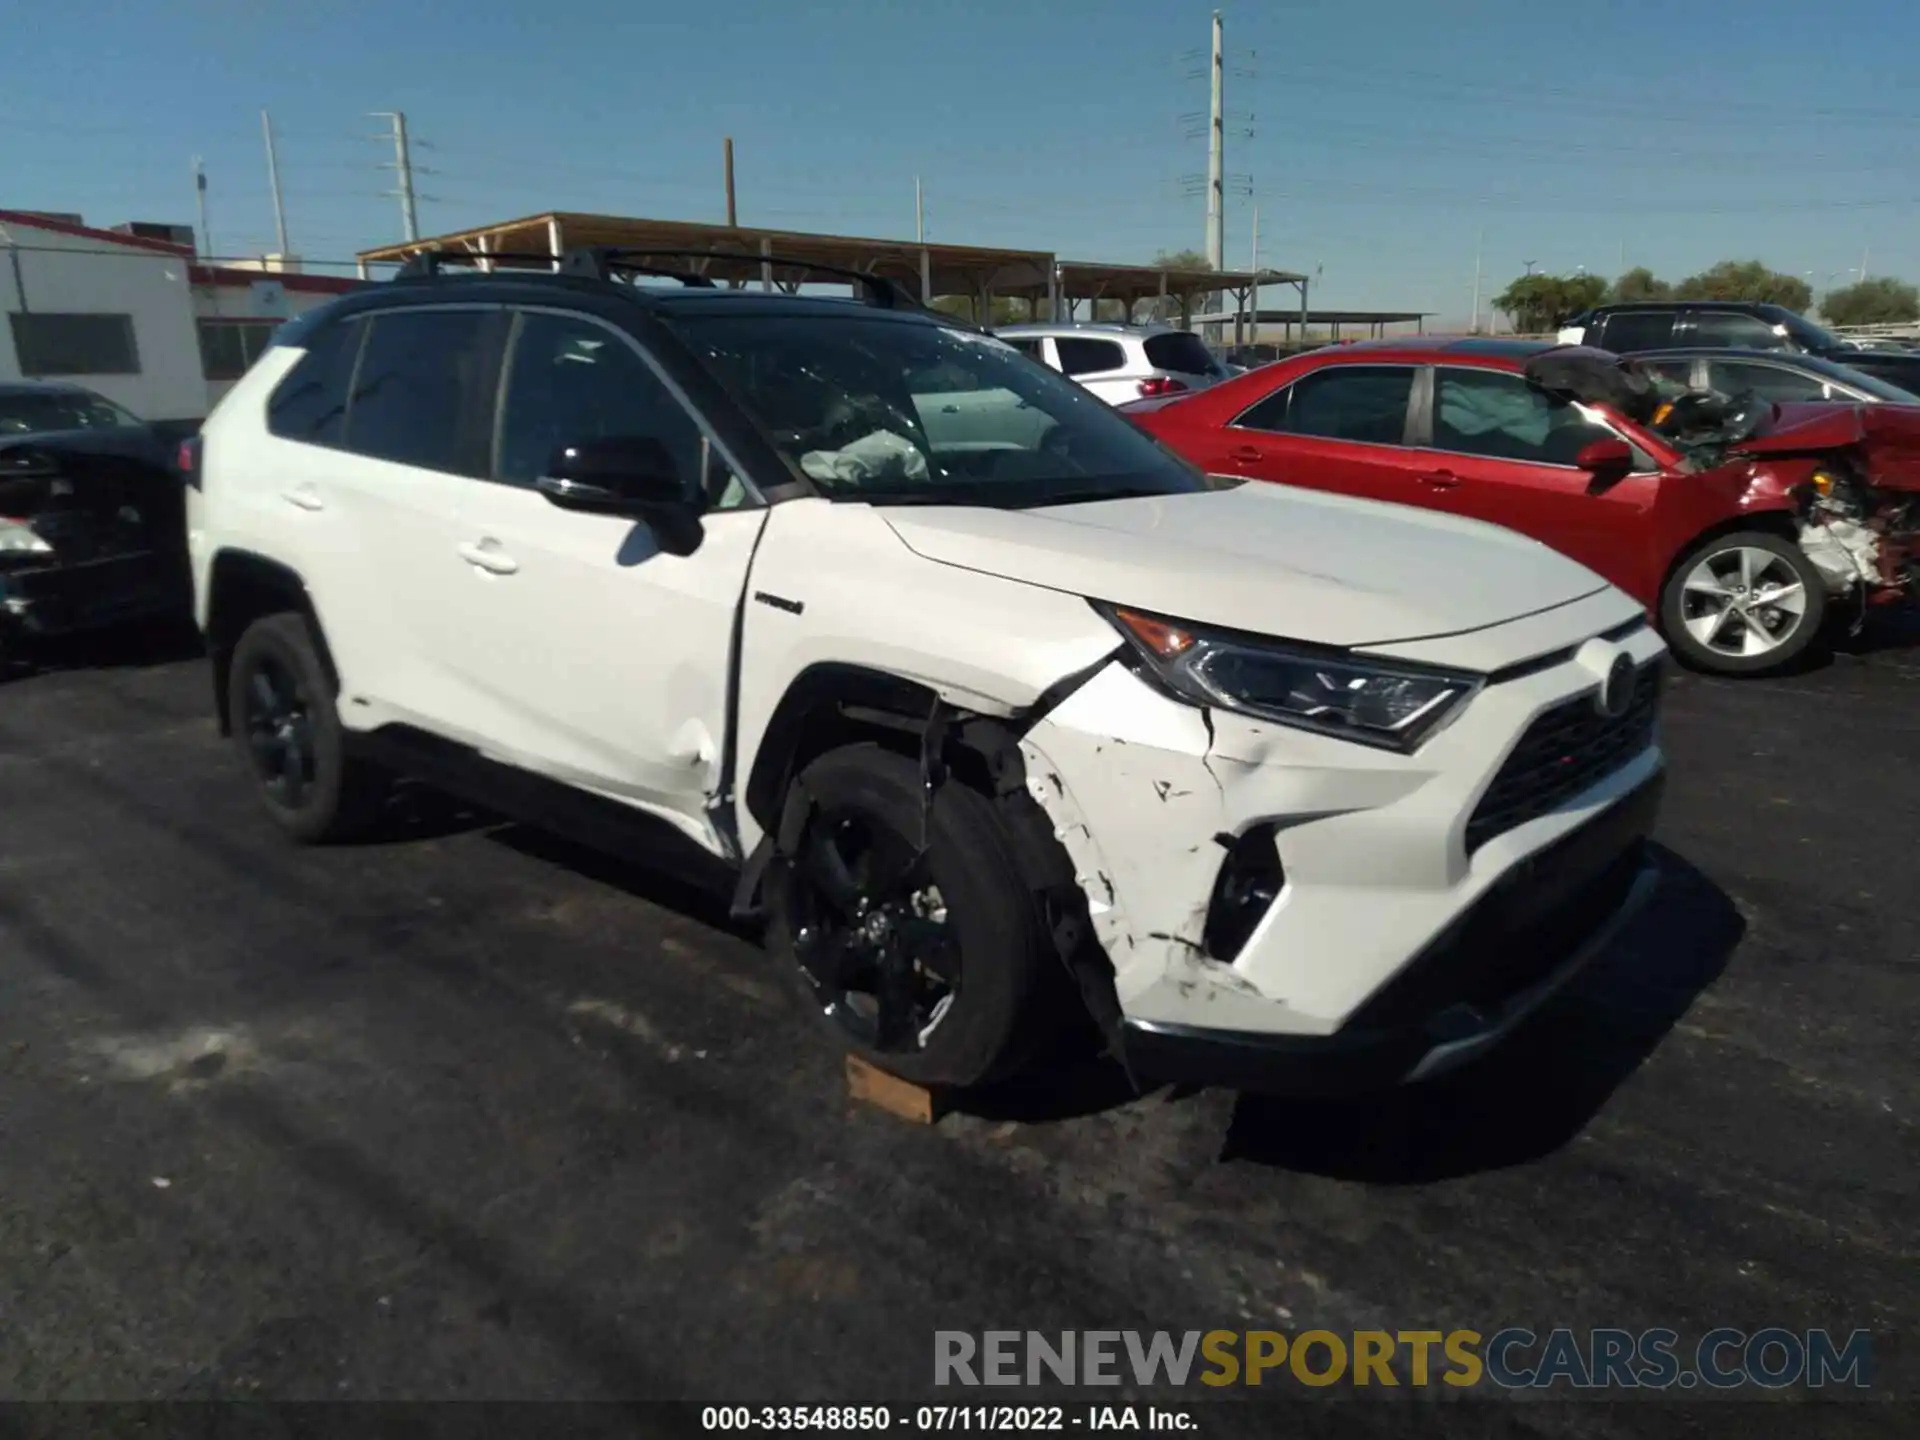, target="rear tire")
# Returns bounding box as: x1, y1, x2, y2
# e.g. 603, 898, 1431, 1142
1659, 530, 1828, 676
767, 743, 1048, 1089
227, 612, 388, 843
